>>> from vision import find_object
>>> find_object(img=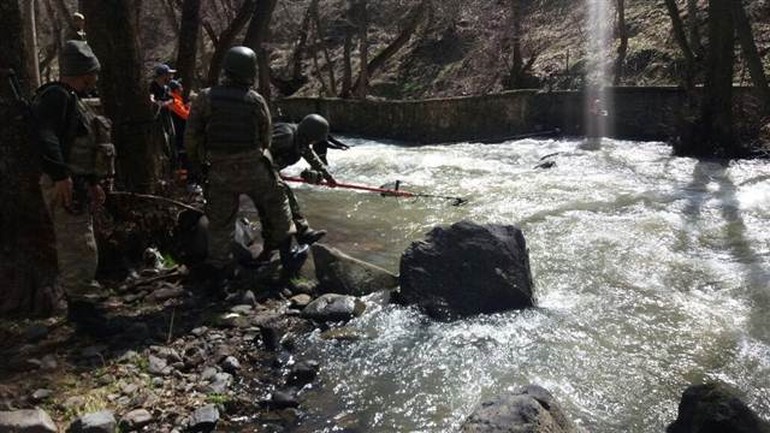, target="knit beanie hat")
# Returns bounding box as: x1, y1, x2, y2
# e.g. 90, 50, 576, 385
60, 40, 100, 76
